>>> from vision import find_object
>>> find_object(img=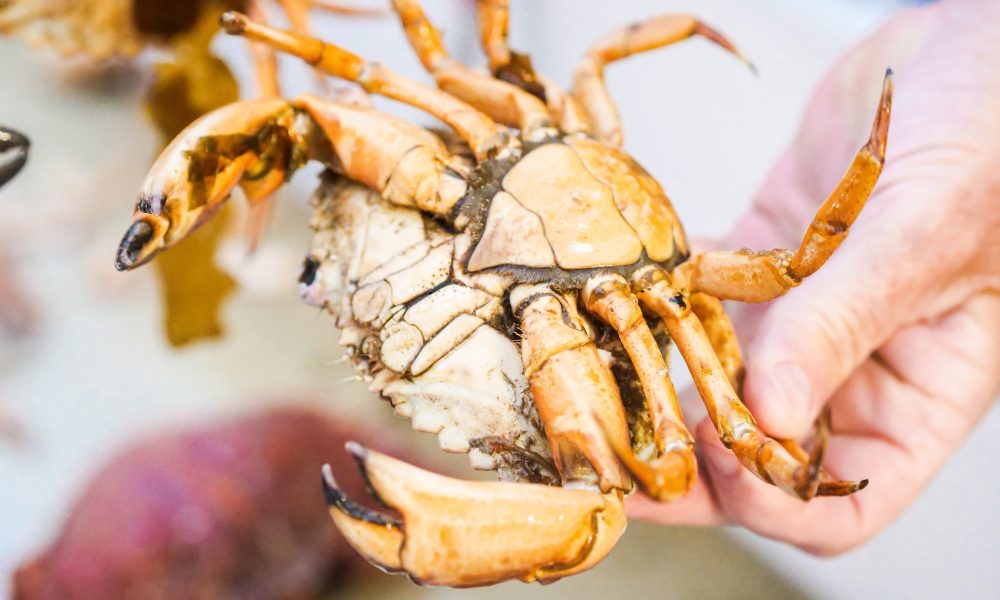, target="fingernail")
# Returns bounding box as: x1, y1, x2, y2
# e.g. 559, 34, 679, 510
770, 362, 812, 432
